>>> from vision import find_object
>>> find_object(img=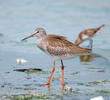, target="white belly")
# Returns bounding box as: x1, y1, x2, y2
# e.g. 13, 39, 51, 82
51, 54, 78, 61
82, 34, 89, 40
